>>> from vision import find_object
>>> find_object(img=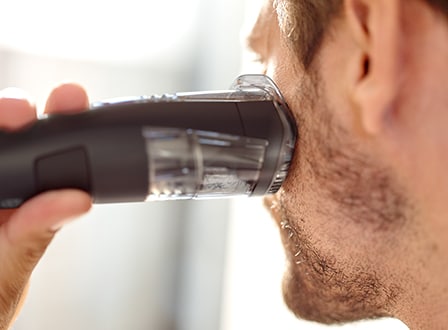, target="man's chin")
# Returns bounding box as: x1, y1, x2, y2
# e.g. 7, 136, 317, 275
281, 253, 397, 325
266, 199, 394, 324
